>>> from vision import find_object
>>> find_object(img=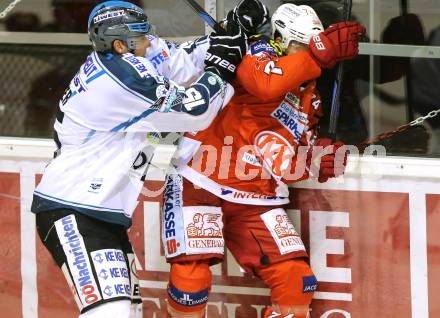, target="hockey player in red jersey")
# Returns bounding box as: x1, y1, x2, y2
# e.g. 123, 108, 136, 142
162, 1, 366, 317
